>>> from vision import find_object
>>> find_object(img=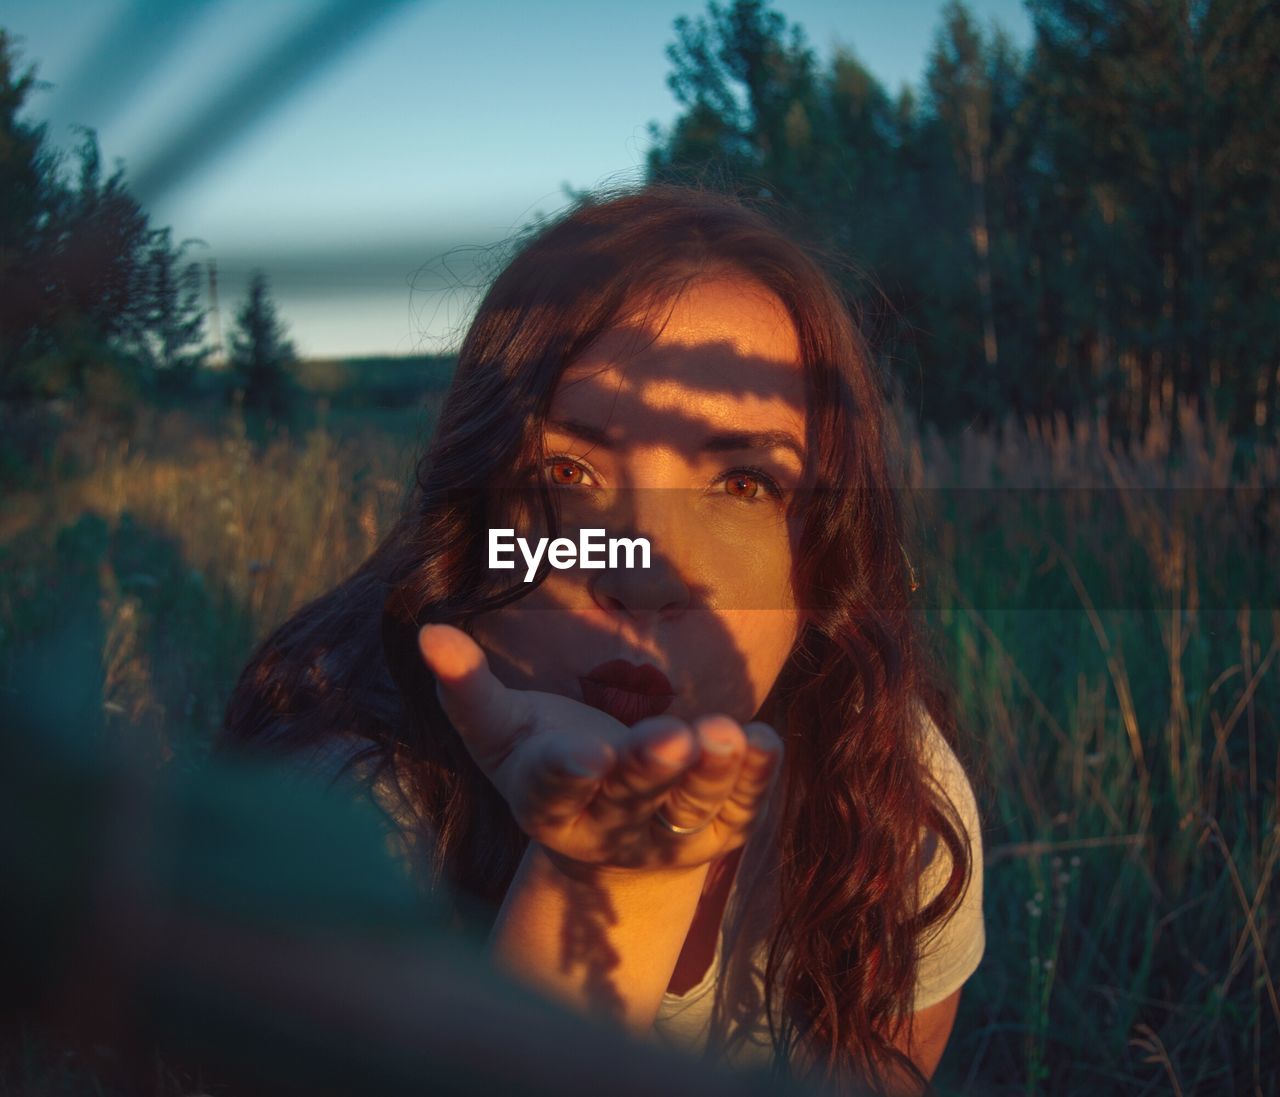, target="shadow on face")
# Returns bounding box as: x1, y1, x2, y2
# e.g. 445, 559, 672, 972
468, 276, 813, 727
